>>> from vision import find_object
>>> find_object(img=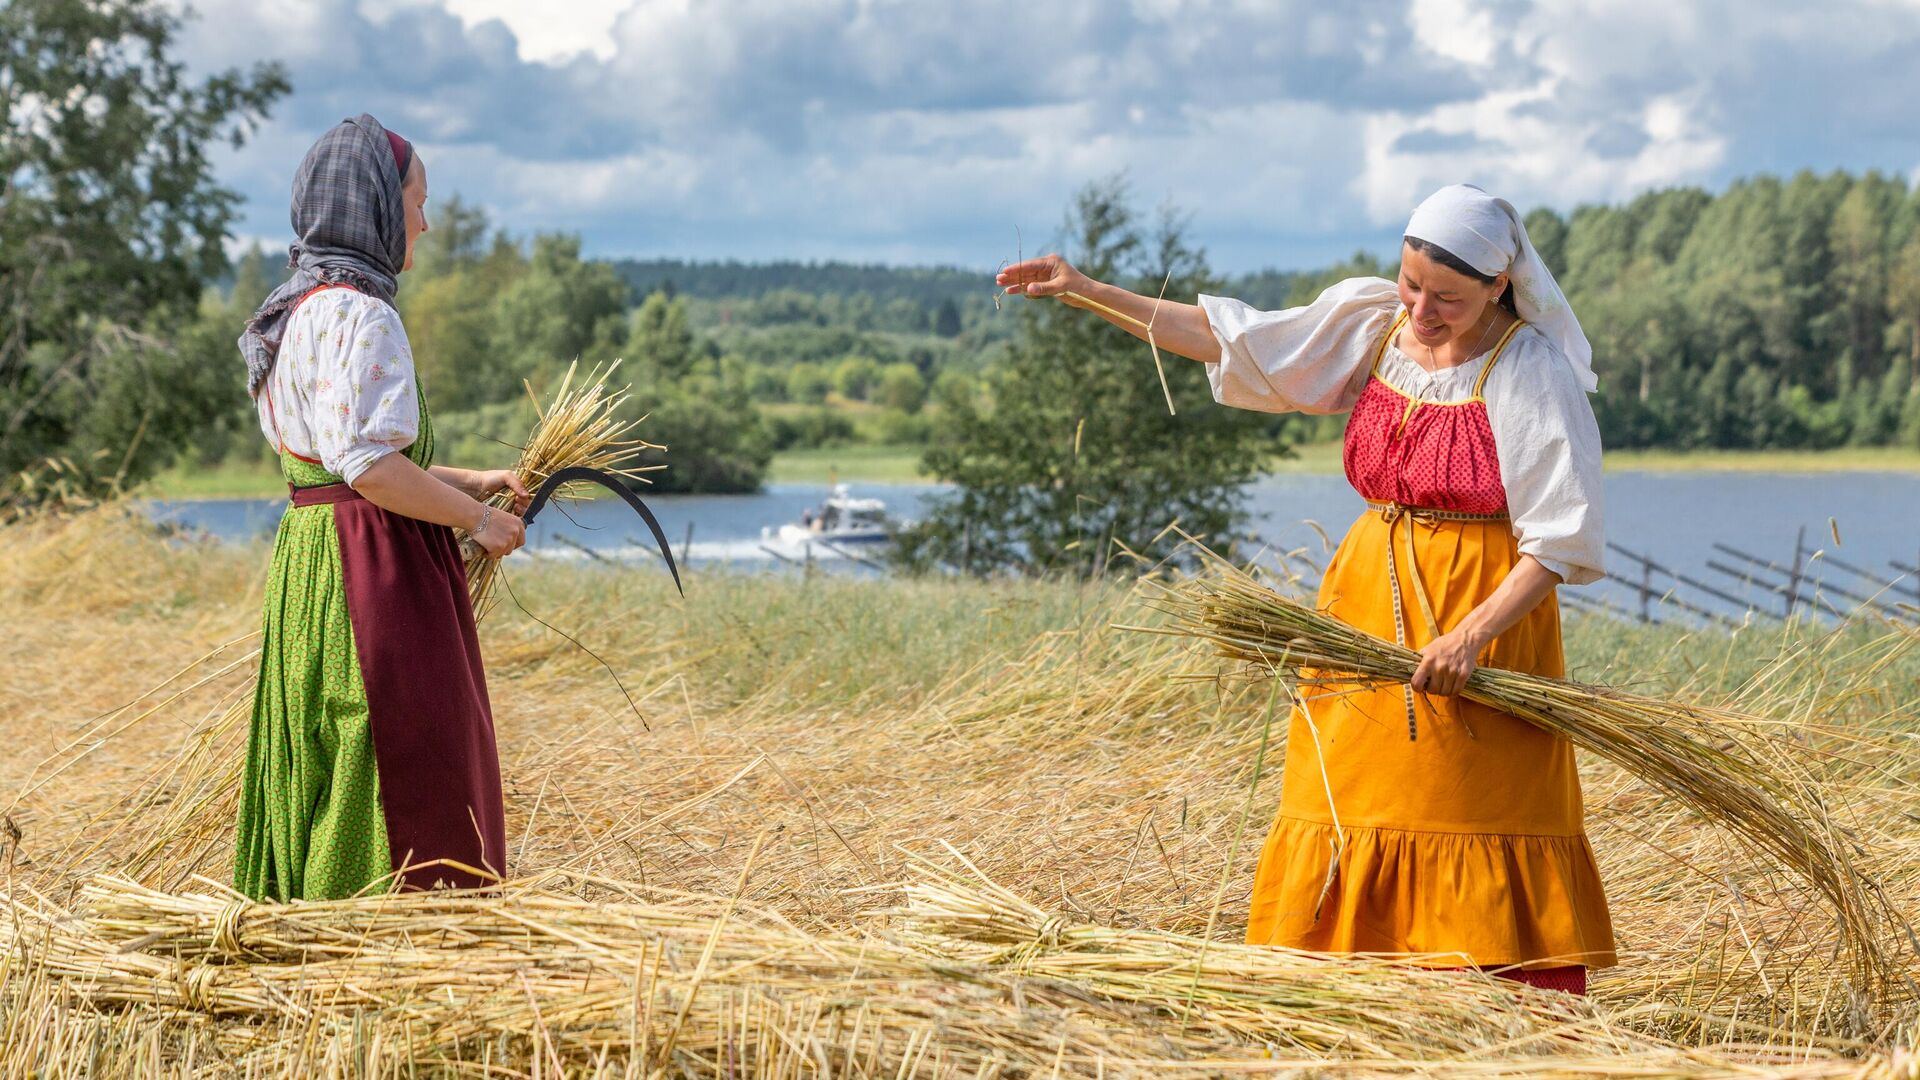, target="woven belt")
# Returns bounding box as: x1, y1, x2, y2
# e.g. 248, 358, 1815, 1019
1365, 500, 1510, 526
1364, 500, 1509, 741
